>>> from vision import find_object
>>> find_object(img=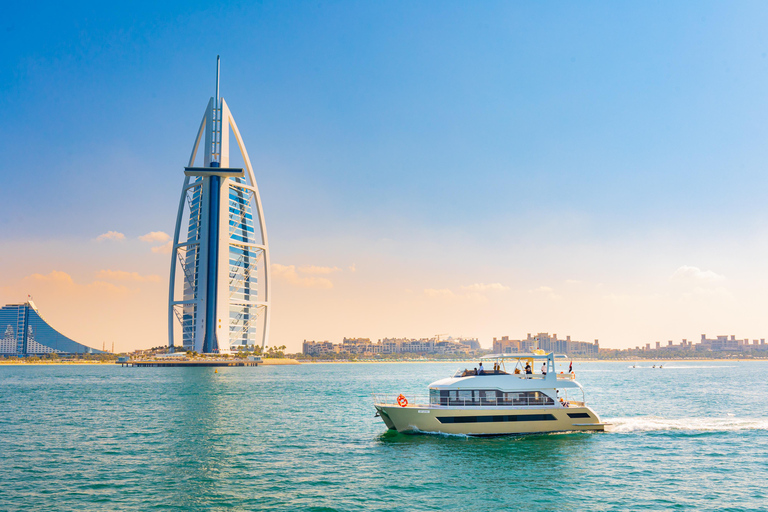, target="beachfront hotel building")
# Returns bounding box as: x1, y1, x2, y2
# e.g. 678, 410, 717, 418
640, 334, 768, 353
167, 57, 270, 354
493, 333, 600, 356
302, 337, 481, 356
0, 301, 102, 356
